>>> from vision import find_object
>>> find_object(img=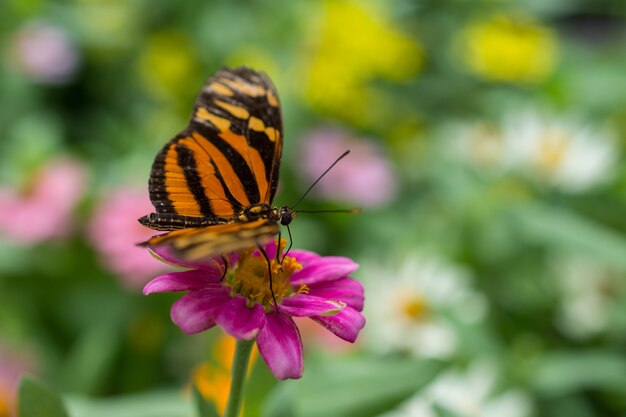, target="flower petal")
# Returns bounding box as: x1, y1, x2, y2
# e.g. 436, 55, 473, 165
312, 306, 366, 343
149, 245, 228, 272
214, 296, 265, 340
291, 256, 359, 285
288, 249, 320, 267
144, 270, 221, 294
171, 285, 230, 334
257, 312, 303, 380
280, 294, 345, 317
307, 277, 364, 311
